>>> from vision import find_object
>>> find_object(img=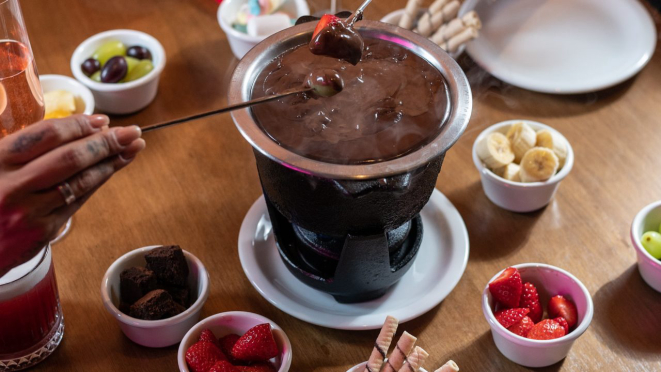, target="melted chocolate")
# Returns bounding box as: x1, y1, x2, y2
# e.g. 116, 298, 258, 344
251, 38, 450, 165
